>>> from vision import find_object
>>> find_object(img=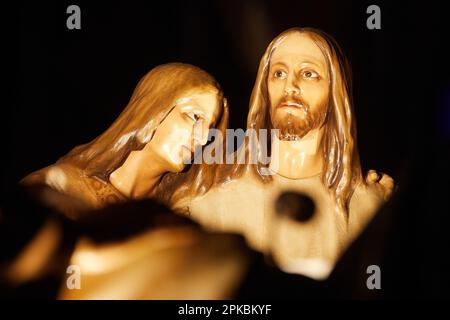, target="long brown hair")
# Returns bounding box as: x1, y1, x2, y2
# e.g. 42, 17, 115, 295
219, 27, 363, 217
56, 63, 229, 200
